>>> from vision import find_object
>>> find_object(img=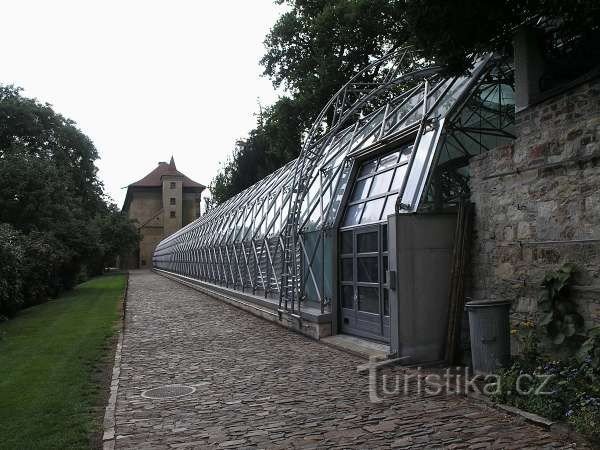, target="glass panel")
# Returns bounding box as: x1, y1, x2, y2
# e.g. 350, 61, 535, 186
358, 286, 379, 314
383, 289, 389, 316
342, 285, 354, 309
424, 77, 453, 111
399, 145, 413, 163
351, 177, 372, 202
341, 231, 353, 254
383, 256, 388, 283
343, 203, 364, 226
381, 194, 398, 220
389, 89, 424, 130
327, 165, 351, 224
369, 169, 394, 196
358, 160, 377, 177
323, 233, 334, 300
429, 75, 472, 119
382, 225, 388, 251
378, 152, 399, 170
341, 258, 353, 281
353, 115, 381, 150
357, 231, 378, 253
401, 127, 441, 209
361, 197, 385, 224
391, 164, 408, 190
357, 256, 378, 282
306, 203, 322, 231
